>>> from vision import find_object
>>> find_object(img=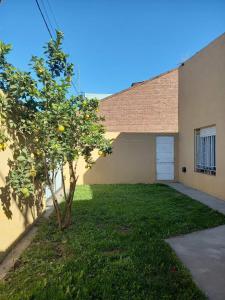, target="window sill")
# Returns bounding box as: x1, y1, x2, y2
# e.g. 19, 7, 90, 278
195, 169, 216, 176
